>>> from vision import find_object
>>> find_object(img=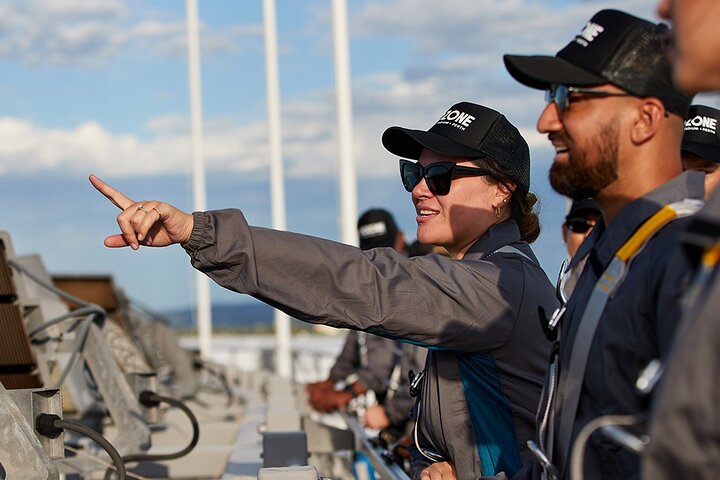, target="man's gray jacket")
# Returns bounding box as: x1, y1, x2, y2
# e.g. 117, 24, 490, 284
642, 187, 720, 479
328, 330, 401, 398
183, 211, 556, 479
